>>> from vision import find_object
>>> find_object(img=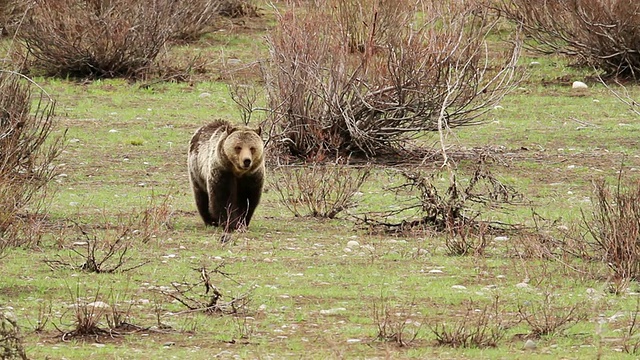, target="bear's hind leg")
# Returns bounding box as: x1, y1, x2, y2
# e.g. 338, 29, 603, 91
193, 184, 215, 226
